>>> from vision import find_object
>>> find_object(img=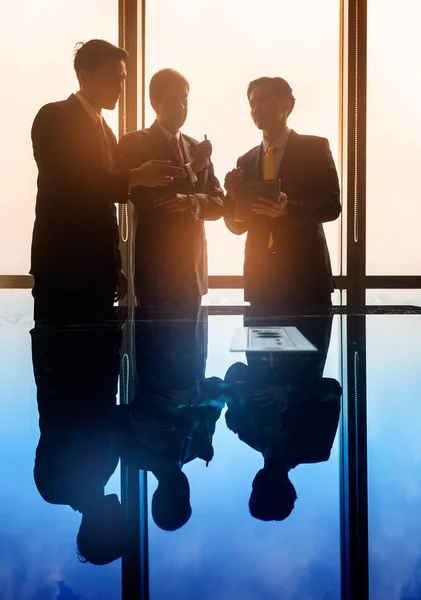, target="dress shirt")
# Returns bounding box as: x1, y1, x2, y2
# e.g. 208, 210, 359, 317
158, 123, 201, 219
158, 123, 198, 185
75, 91, 102, 122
